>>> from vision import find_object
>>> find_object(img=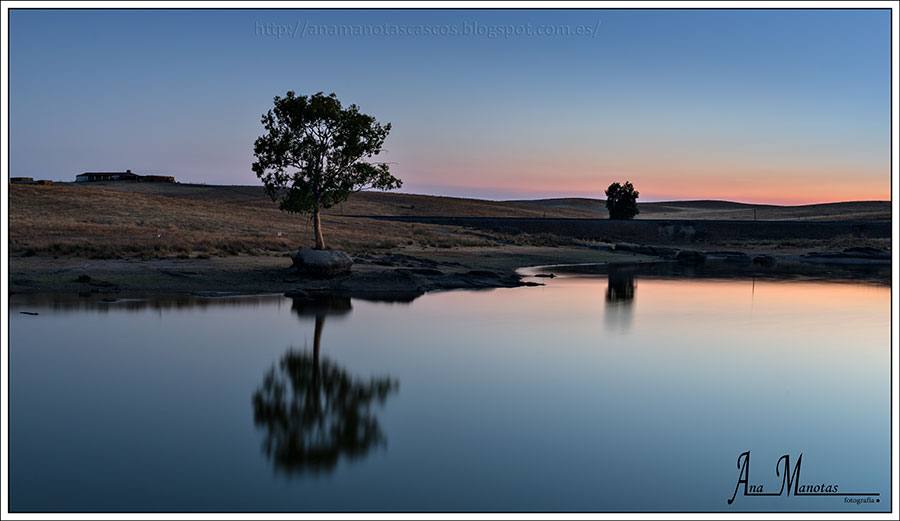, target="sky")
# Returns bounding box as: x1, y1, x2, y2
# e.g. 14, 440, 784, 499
8, 9, 892, 204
